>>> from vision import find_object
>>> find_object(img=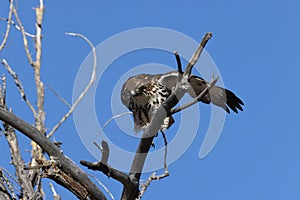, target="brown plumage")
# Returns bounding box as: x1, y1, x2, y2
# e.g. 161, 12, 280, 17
121, 71, 244, 132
